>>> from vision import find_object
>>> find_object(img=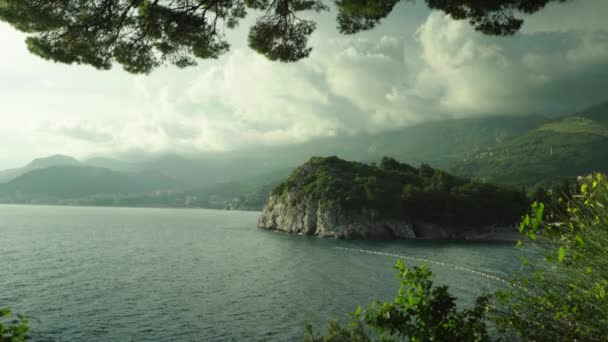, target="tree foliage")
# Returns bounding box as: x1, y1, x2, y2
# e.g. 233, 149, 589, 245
492, 173, 608, 341
0, 309, 29, 342
273, 156, 528, 228
0, 0, 564, 73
